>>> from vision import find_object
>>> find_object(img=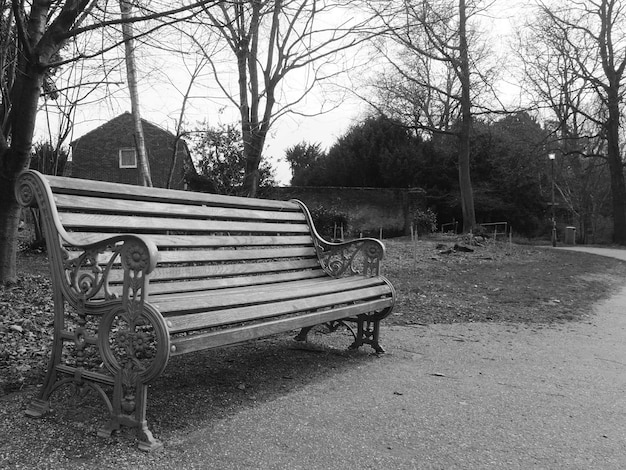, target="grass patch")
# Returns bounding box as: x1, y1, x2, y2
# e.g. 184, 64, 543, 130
384, 236, 626, 325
